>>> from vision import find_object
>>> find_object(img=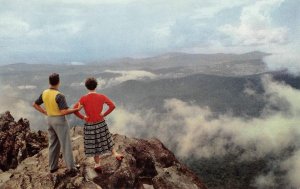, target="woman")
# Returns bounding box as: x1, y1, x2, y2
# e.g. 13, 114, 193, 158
74, 77, 123, 171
